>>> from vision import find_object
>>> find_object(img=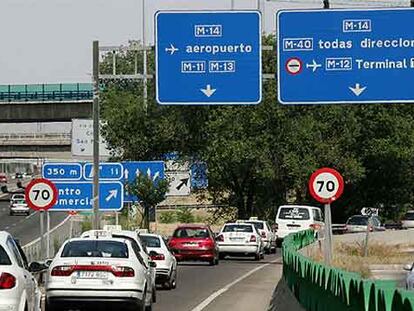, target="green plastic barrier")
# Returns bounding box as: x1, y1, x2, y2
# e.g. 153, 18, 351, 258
282, 230, 414, 311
